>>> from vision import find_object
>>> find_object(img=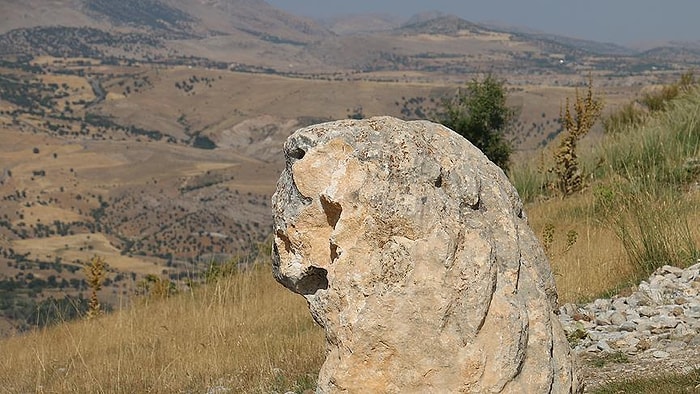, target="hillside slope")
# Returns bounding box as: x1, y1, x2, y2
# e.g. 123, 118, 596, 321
0, 262, 325, 392
0, 66, 698, 394
0, 0, 329, 39
0, 0, 331, 69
